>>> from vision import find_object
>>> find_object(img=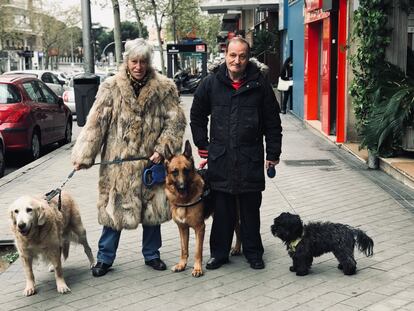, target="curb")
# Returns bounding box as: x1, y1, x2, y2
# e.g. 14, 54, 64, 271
0, 142, 75, 189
